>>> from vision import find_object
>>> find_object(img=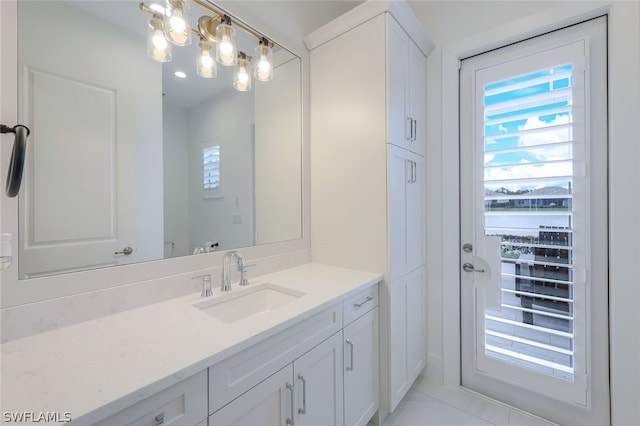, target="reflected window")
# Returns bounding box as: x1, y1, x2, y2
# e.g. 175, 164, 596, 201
203, 143, 221, 197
